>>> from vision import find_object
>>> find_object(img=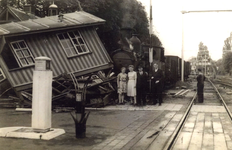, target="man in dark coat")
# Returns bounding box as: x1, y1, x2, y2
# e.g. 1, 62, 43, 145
150, 62, 163, 106
137, 66, 148, 106
197, 69, 206, 103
